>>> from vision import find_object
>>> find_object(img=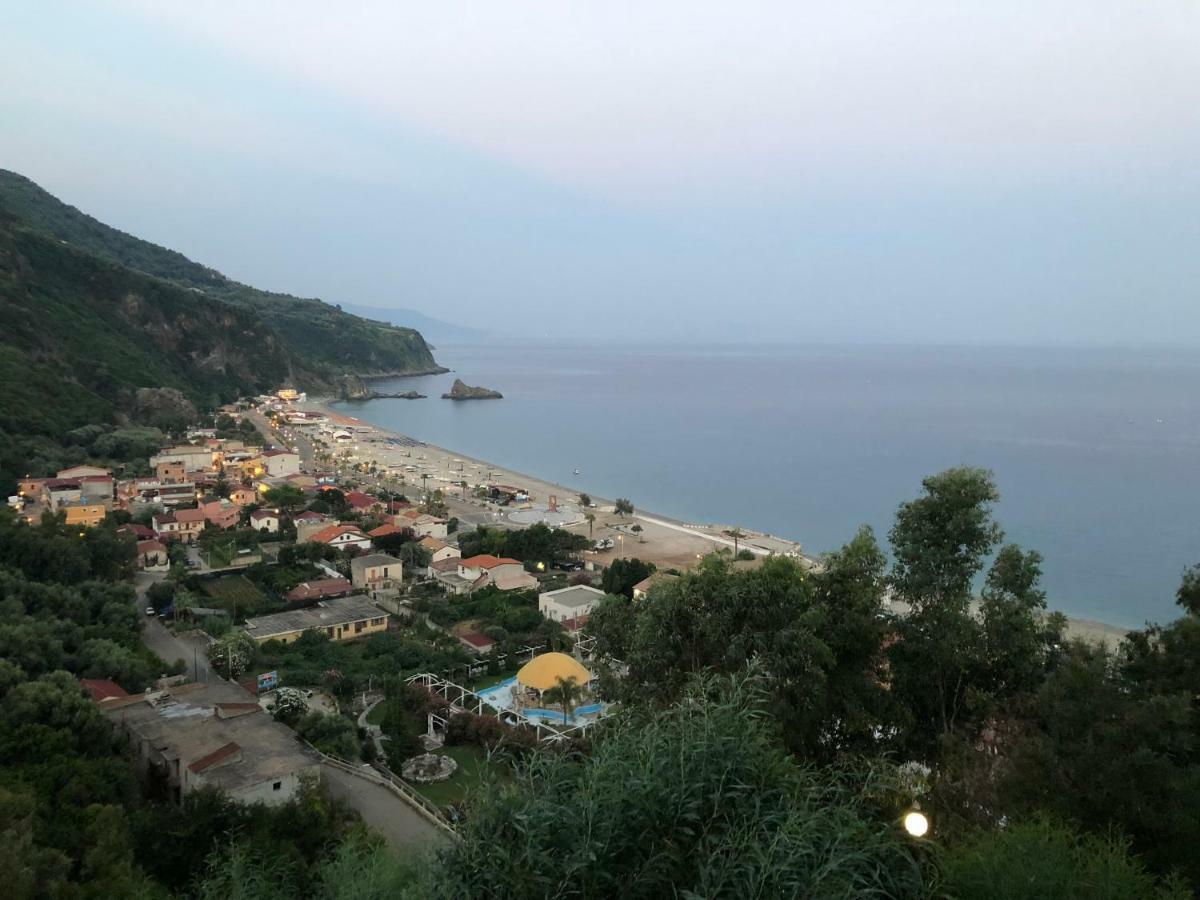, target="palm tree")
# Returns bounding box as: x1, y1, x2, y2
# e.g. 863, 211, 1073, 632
724, 527, 746, 557
543, 675, 582, 725
585, 512, 596, 540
